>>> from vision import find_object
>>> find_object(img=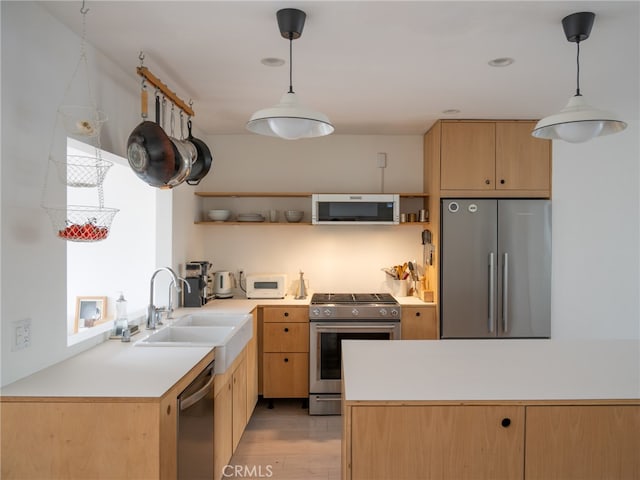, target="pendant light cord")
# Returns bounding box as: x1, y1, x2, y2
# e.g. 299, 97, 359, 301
575, 40, 581, 96
288, 34, 294, 94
